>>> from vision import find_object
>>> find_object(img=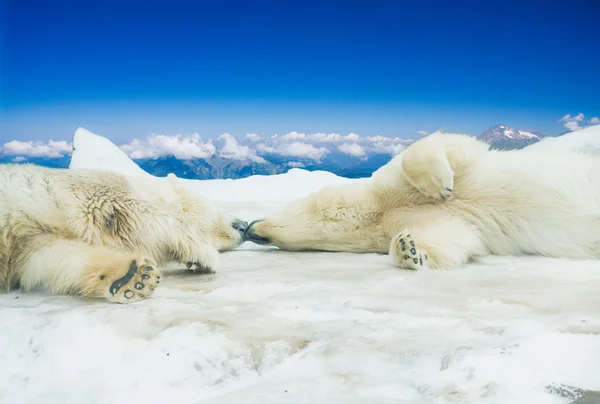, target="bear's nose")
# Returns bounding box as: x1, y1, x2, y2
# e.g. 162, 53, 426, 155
244, 219, 271, 245
231, 219, 248, 232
